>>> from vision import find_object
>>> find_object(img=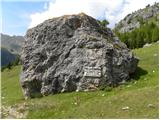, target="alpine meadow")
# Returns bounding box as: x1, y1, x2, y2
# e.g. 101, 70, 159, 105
1, 1, 159, 119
